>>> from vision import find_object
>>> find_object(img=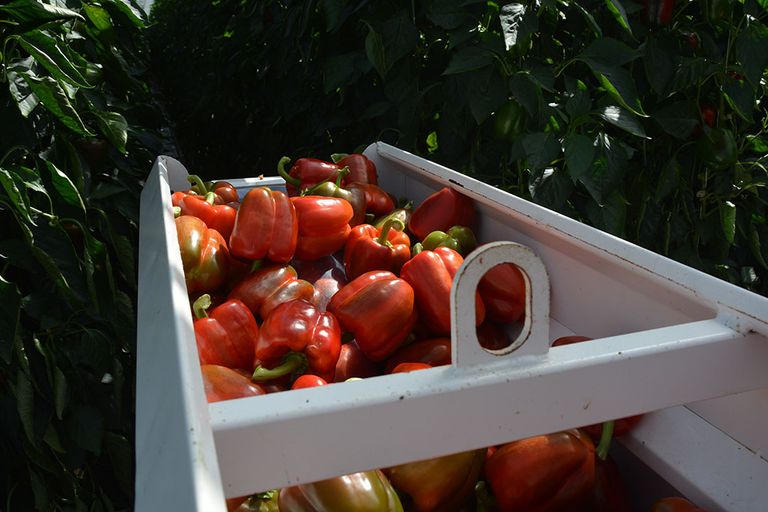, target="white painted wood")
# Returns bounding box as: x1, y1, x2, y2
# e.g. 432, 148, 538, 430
136, 157, 227, 511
